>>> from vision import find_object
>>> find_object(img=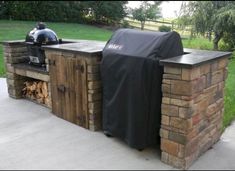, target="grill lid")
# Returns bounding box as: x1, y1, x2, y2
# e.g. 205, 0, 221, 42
25, 22, 58, 45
